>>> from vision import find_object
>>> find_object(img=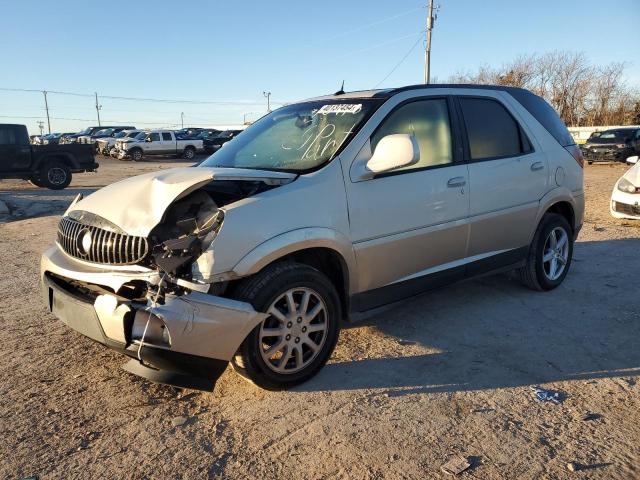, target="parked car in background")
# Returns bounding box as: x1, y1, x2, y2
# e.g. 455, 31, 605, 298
115, 129, 203, 160
175, 127, 204, 138
203, 129, 243, 154
41, 133, 75, 145
110, 131, 147, 158
77, 126, 135, 147
40, 84, 584, 391
60, 126, 103, 144
96, 129, 143, 155
0, 124, 97, 189
611, 161, 640, 220
582, 127, 640, 164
